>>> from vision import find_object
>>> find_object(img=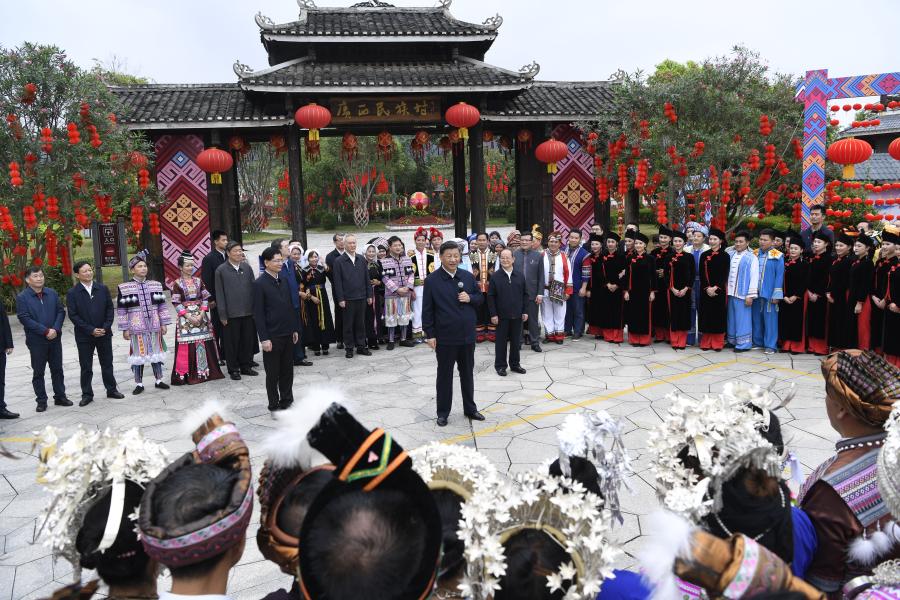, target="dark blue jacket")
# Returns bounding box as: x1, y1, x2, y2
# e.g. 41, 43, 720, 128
283, 260, 301, 309
66, 283, 114, 342
422, 267, 483, 345
253, 272, 301, 342
487, 269, 529, 320
0, 302, 13, 350
16, 287, 65, 344
333, 253, 372, 303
